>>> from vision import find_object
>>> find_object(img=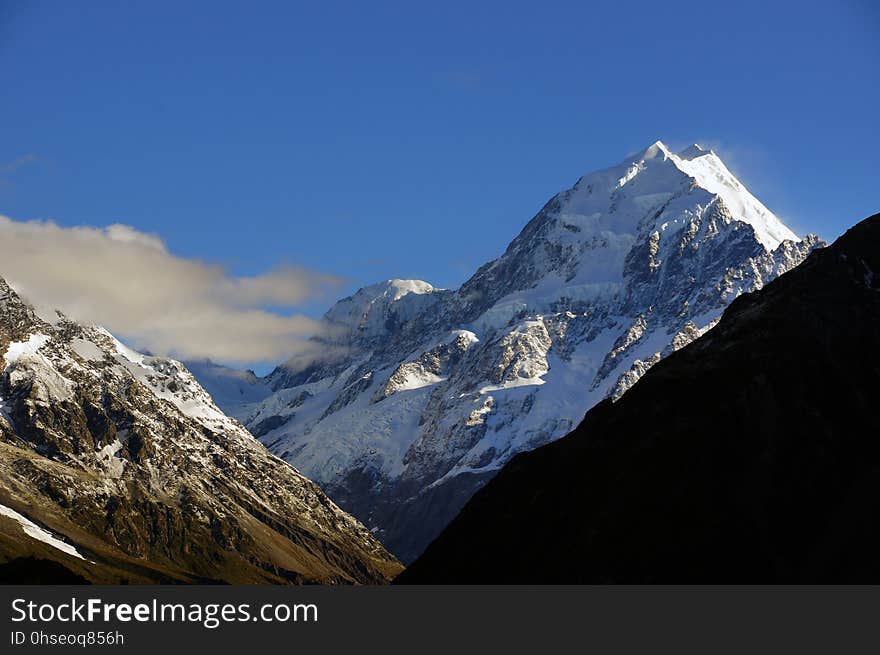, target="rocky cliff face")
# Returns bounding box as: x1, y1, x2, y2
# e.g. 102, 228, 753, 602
399, 212, 880, 583
215, 141, 822, 563
0, 278, 401, 583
